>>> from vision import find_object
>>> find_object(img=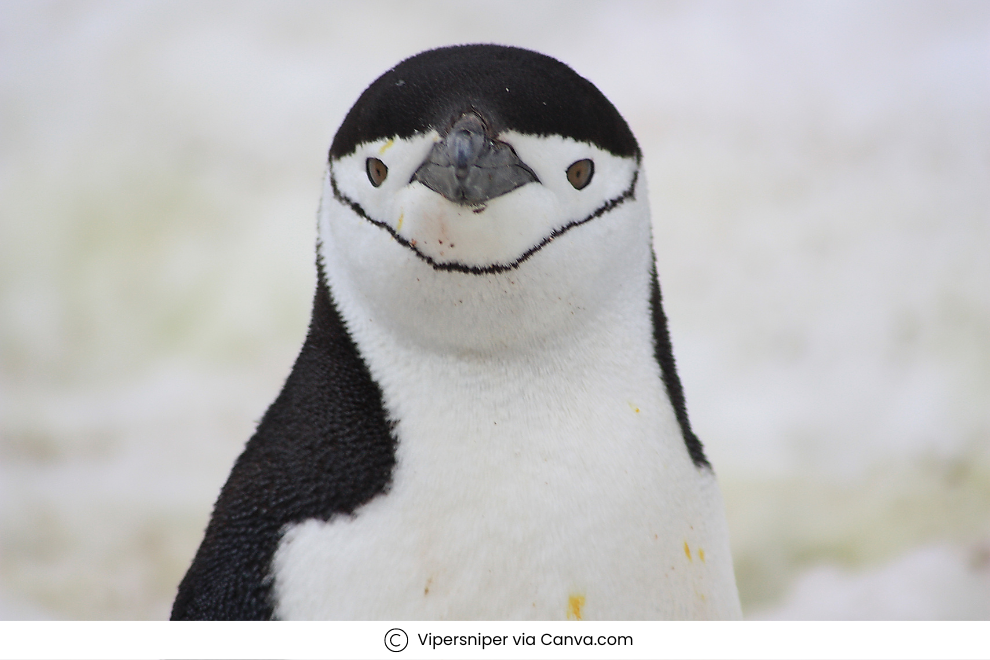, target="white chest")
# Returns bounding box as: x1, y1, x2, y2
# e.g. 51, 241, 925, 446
271, 285, 739, 620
